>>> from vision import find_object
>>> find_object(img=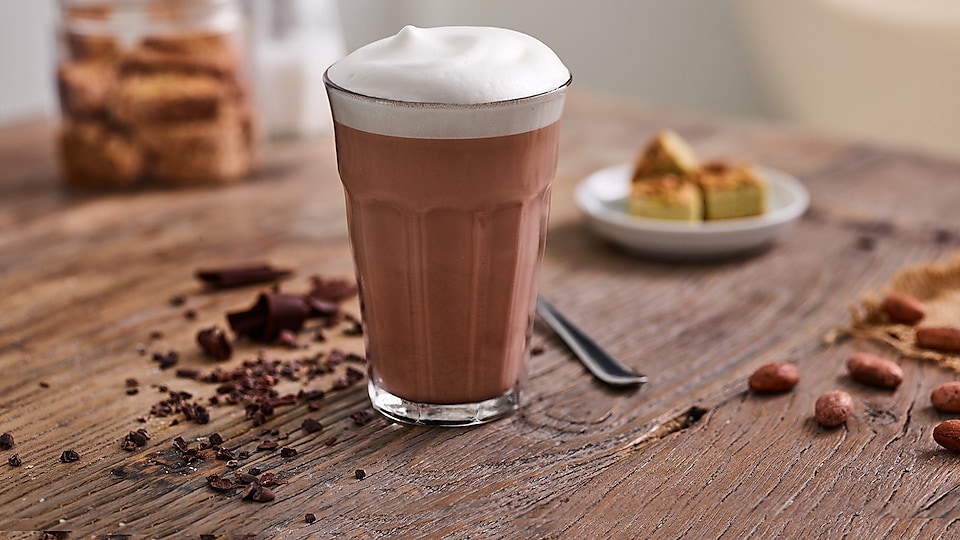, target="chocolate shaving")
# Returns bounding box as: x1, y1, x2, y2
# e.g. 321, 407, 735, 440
0, 432, 14, 450
197, 326, 233, 361
60, 449, 80, 463
216, 447, 236, 461
8, 453, 21, 467
305, 297, 340, 318
196, 264, 293, 289
206, 474, 234, 492
209, 433, 223, 446
172, 436, 188, 453
228, 293, 311, 342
